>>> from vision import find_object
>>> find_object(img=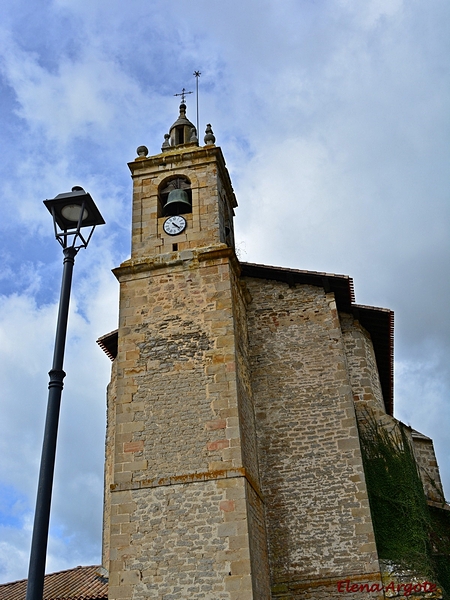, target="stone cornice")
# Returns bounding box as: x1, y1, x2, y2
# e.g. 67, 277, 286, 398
128, 144, 222, 174
112, 244, 240, 282
110, 466, 263, 501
